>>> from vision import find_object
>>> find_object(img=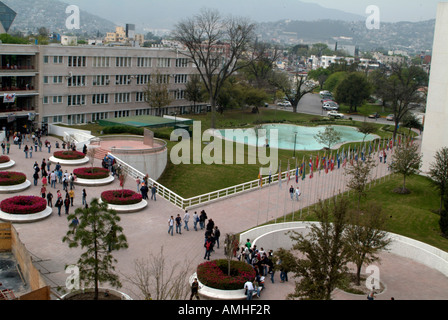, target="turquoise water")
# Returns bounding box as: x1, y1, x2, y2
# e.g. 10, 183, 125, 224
216, 124, 377, 151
